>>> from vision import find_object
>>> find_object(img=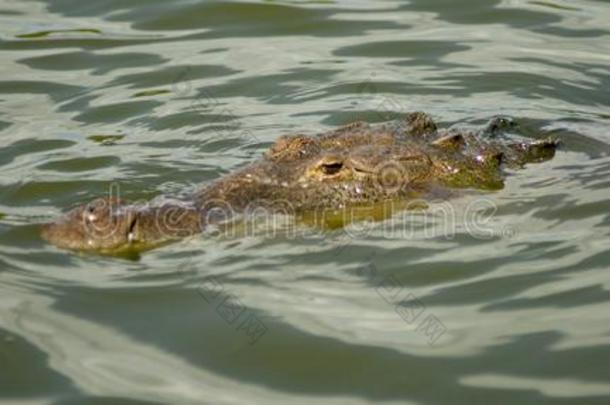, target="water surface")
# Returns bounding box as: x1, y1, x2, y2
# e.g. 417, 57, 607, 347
1, 0, 610, 404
